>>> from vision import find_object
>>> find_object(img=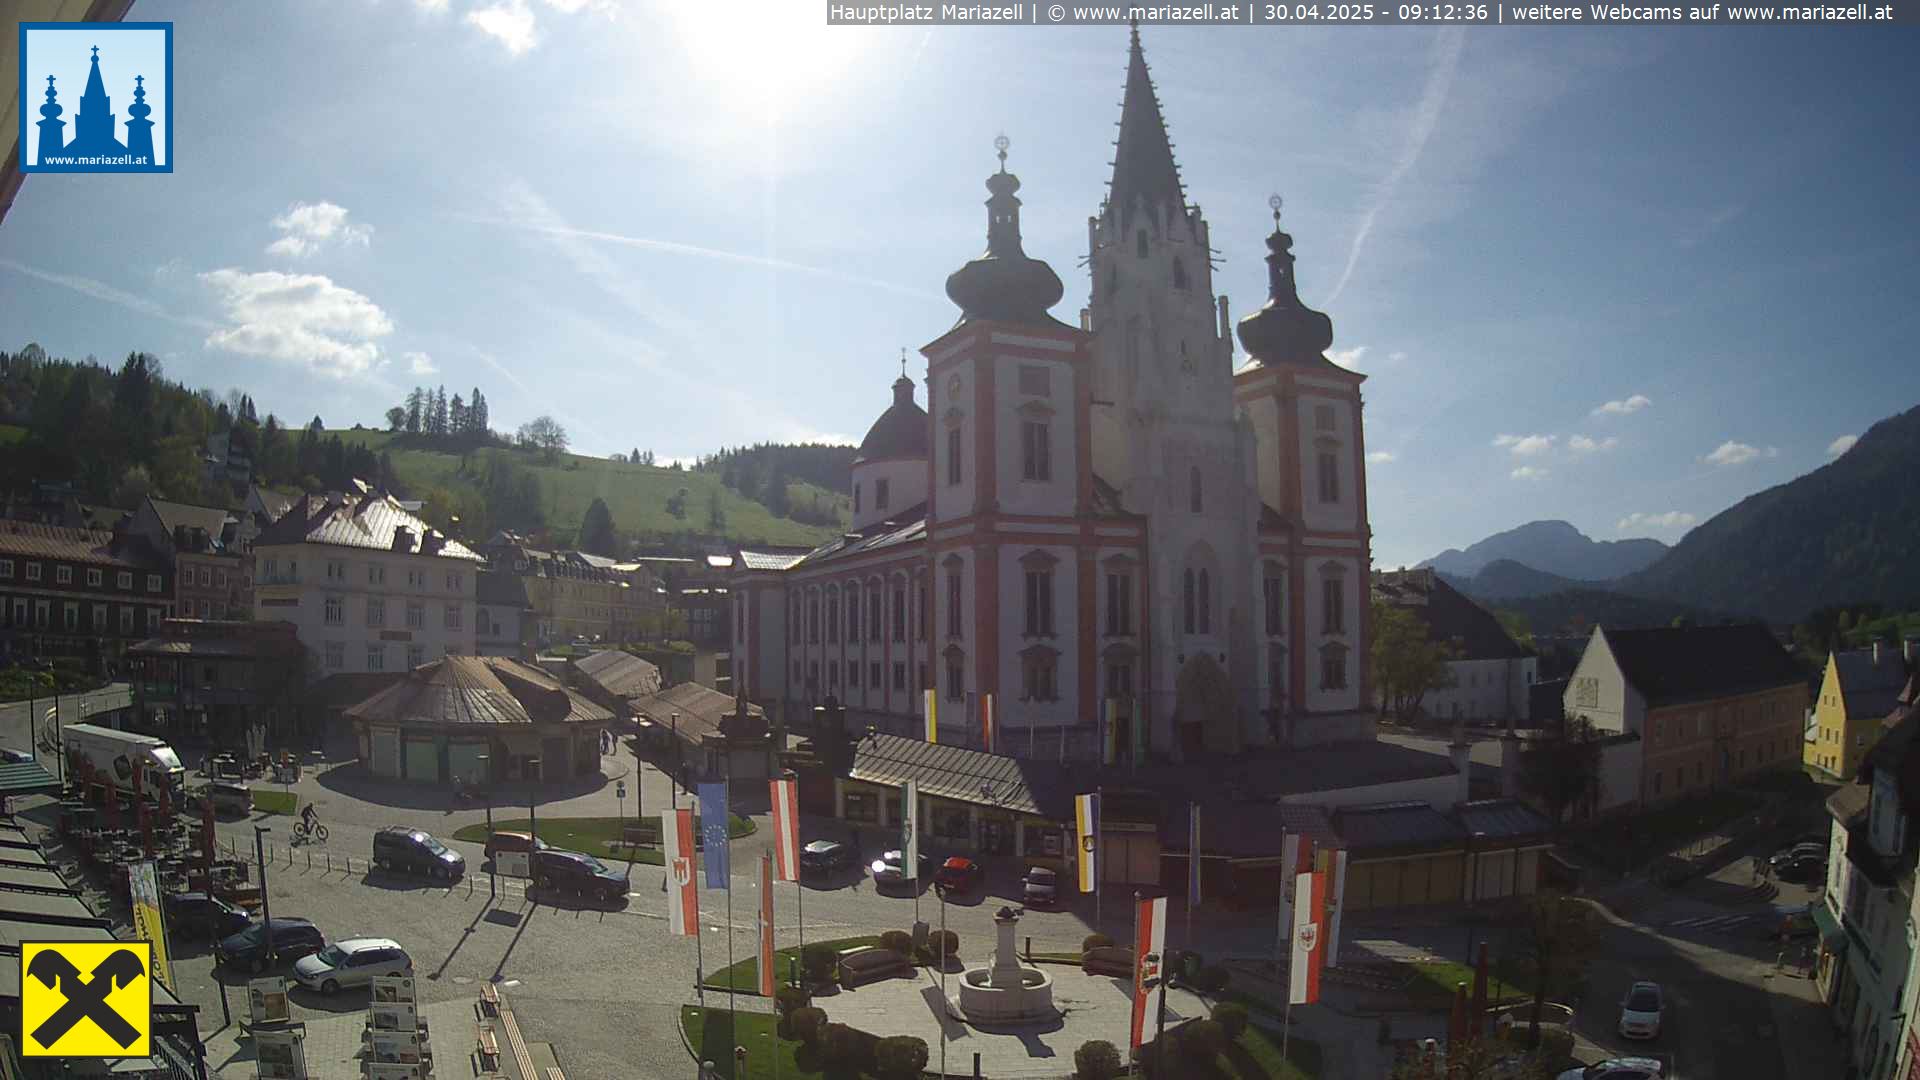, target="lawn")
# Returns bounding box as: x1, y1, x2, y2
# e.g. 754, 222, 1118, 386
450, 813, 754, 866
702, 935, 881, 994
1402, 960, 1530, 1009
681, 1006, 863, 1079
1572, 786, 1761, 869
1232, 1022, 1322, 1079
